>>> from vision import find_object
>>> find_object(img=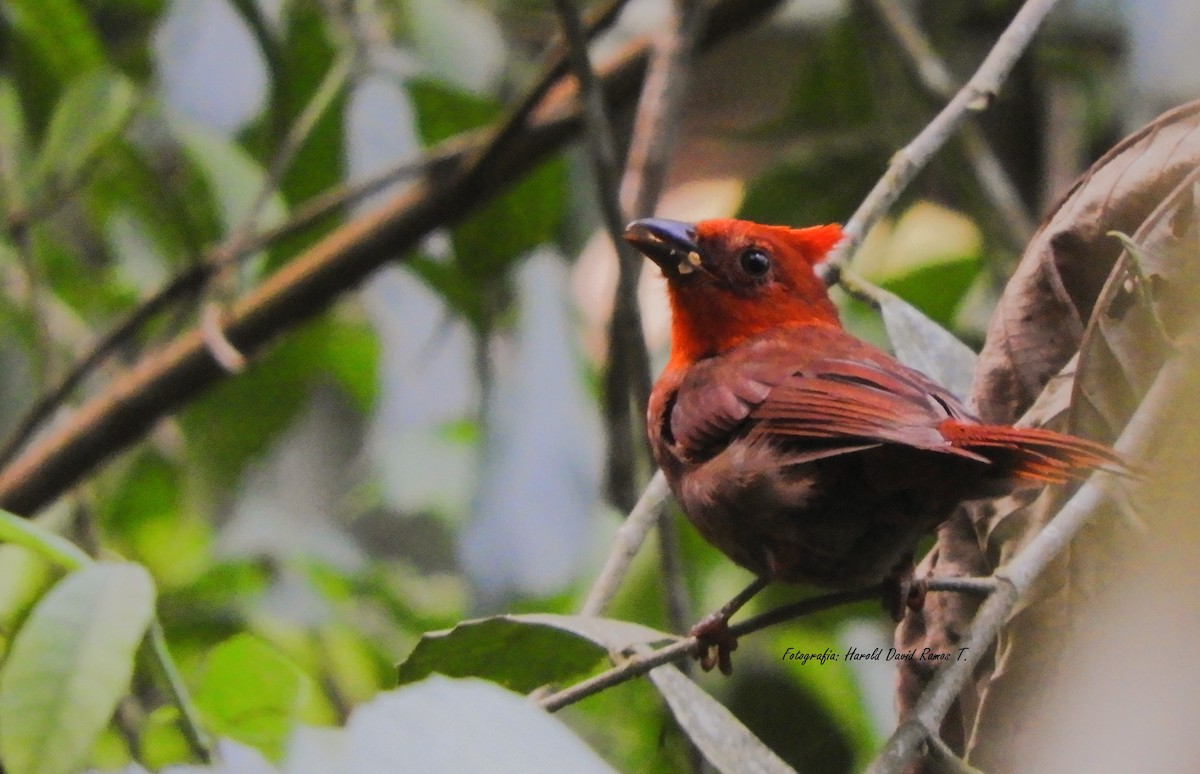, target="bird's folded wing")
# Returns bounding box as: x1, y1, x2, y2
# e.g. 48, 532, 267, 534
670, 355, 982, 463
